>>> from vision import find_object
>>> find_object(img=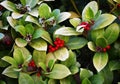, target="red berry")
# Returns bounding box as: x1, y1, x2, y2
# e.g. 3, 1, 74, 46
106, 45, 111, 50
102, 48, 107, 52
36, 72, 41, 77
